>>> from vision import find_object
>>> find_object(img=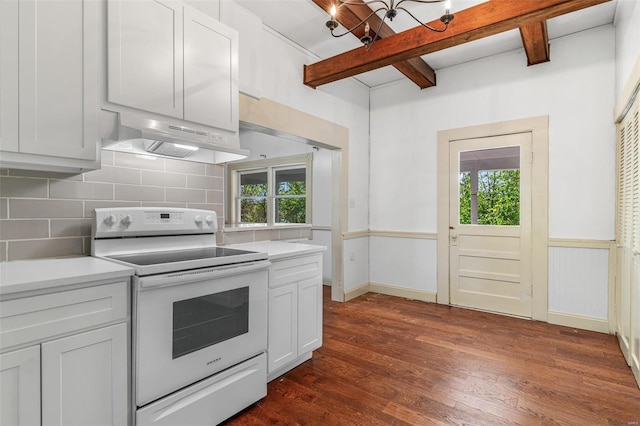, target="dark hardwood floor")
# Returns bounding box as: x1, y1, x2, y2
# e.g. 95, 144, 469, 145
225, 287, 640, 425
